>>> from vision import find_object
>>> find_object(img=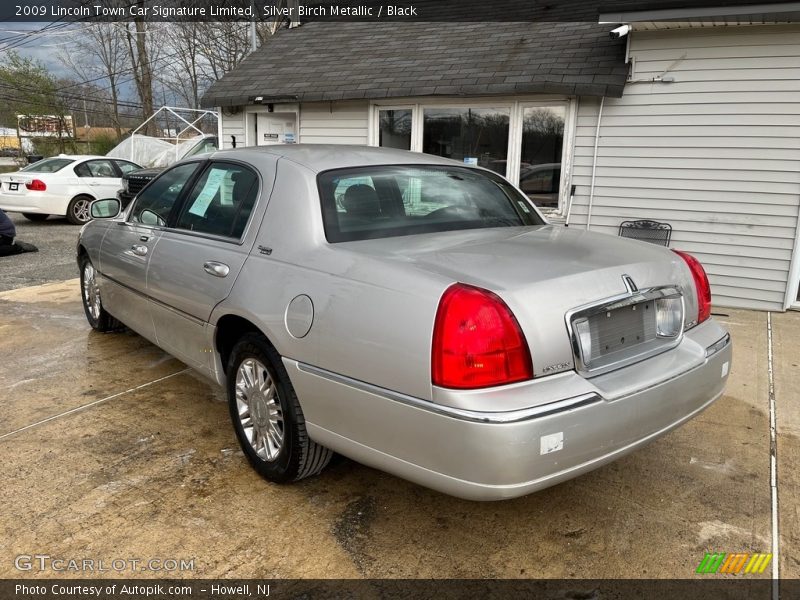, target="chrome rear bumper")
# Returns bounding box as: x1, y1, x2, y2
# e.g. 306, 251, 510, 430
286, 319, 731, 501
